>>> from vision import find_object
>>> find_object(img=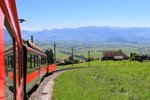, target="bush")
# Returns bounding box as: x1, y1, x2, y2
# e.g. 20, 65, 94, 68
74, 59, 79, 64
68, 56, 73, 61
88, 57, 95, 61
